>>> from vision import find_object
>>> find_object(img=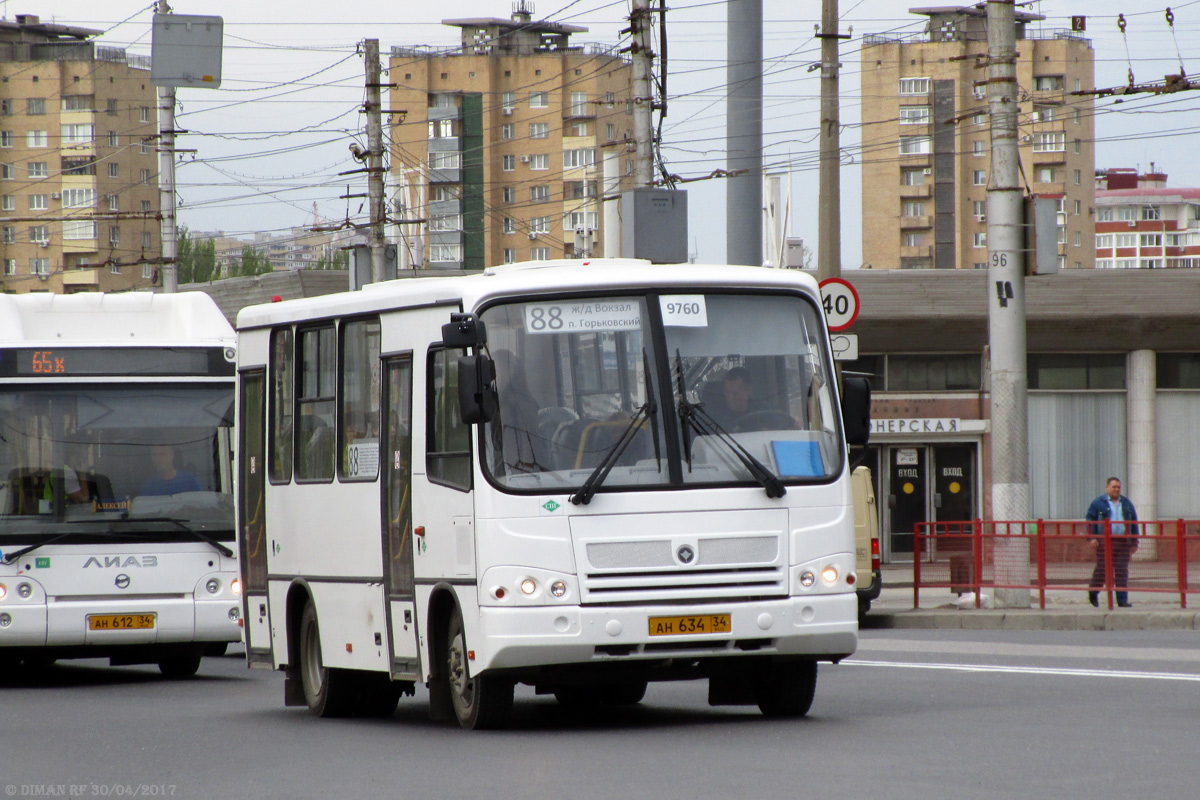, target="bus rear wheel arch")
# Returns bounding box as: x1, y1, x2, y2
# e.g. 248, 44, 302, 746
442, 606, 513, 730
297, 599, 357, 717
